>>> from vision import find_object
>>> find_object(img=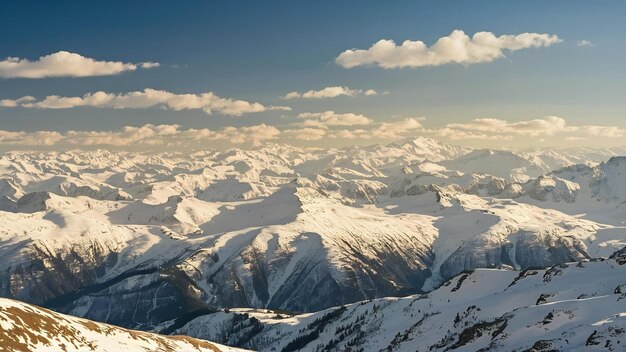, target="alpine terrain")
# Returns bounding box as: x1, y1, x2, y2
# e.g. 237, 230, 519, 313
0, 138, 625, 351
